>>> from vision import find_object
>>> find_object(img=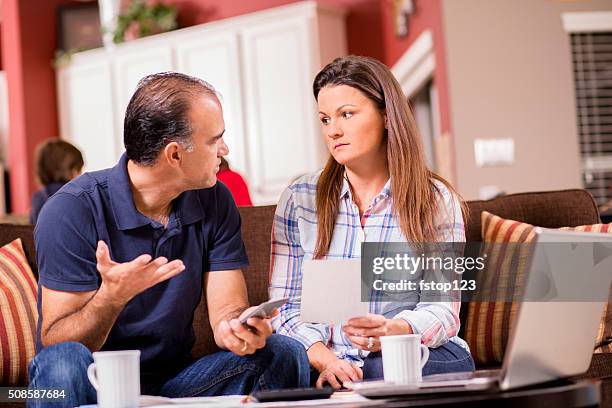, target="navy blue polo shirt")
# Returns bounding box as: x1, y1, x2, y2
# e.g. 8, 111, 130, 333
34, 154, 248, 378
